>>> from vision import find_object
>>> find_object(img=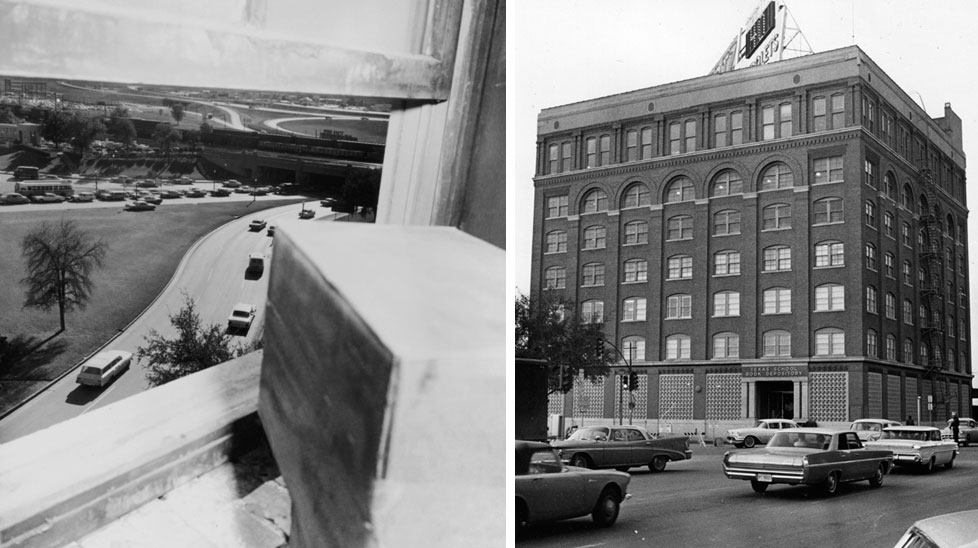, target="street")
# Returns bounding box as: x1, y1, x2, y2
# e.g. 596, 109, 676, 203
518, 443, 978, 548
